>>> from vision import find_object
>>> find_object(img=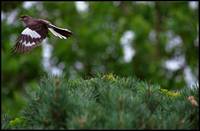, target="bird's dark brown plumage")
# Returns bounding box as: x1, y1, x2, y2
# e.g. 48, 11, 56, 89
12, 15, 72, 53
